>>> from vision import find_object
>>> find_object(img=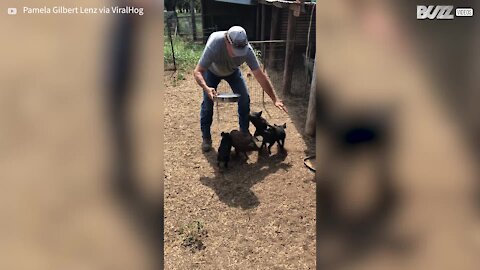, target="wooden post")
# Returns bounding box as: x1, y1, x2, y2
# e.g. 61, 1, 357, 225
305, 60, 316, 136
282, 9, 297, 95
260, 4, 266, 59
190, 0, 197, 41
268, 7, 280, 68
